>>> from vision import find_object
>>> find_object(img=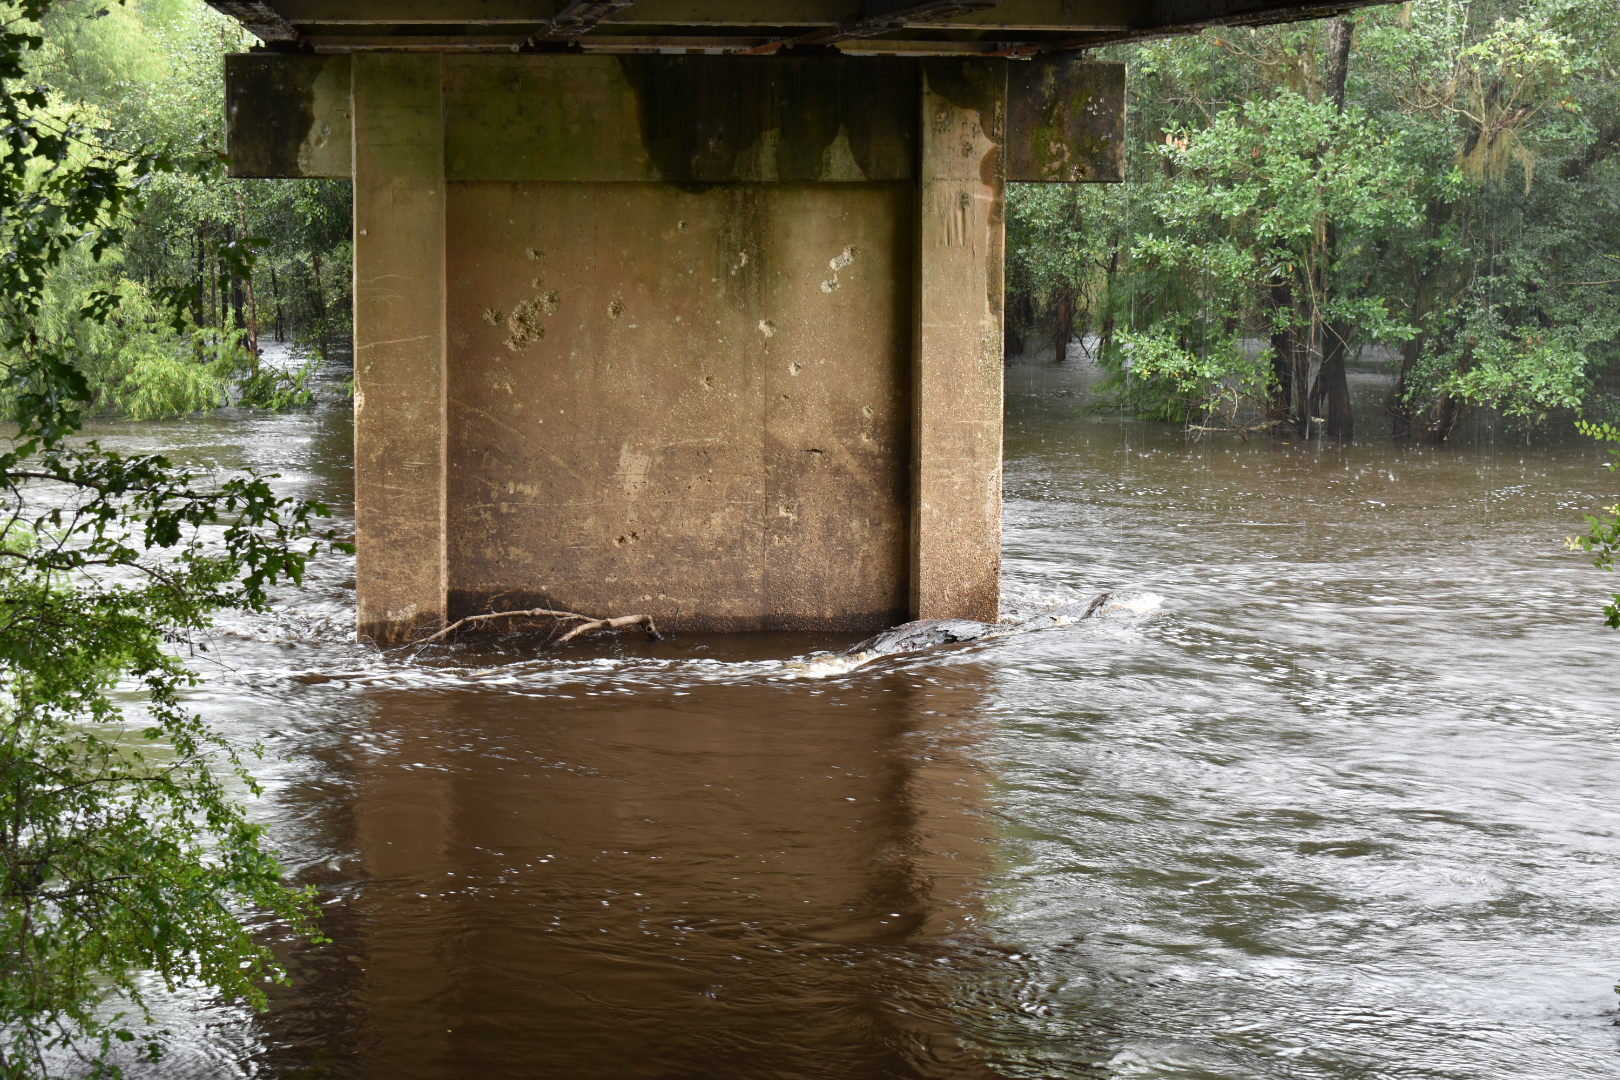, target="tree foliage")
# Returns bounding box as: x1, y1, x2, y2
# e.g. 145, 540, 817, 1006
1, 0, 351, 423
1125, 86, 1417, 433
1569, 420, 1620, 628
0, 3, 343, 1075
1007, 0, 1620, 443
